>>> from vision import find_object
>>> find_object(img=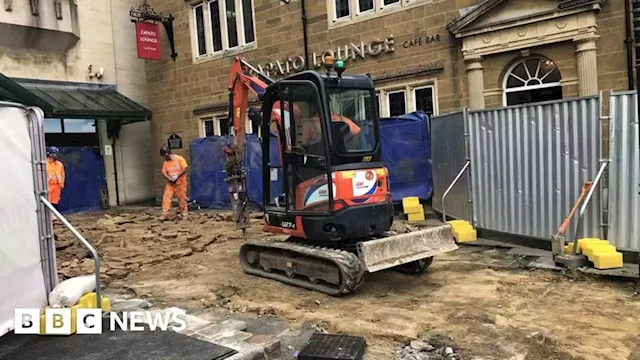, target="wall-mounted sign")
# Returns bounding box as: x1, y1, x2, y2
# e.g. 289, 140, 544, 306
256, 37, 395, 77
403, 34, 442, 48
167, 134, 182, 149
558, 0, 592, 10
135, 21, 161, 60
